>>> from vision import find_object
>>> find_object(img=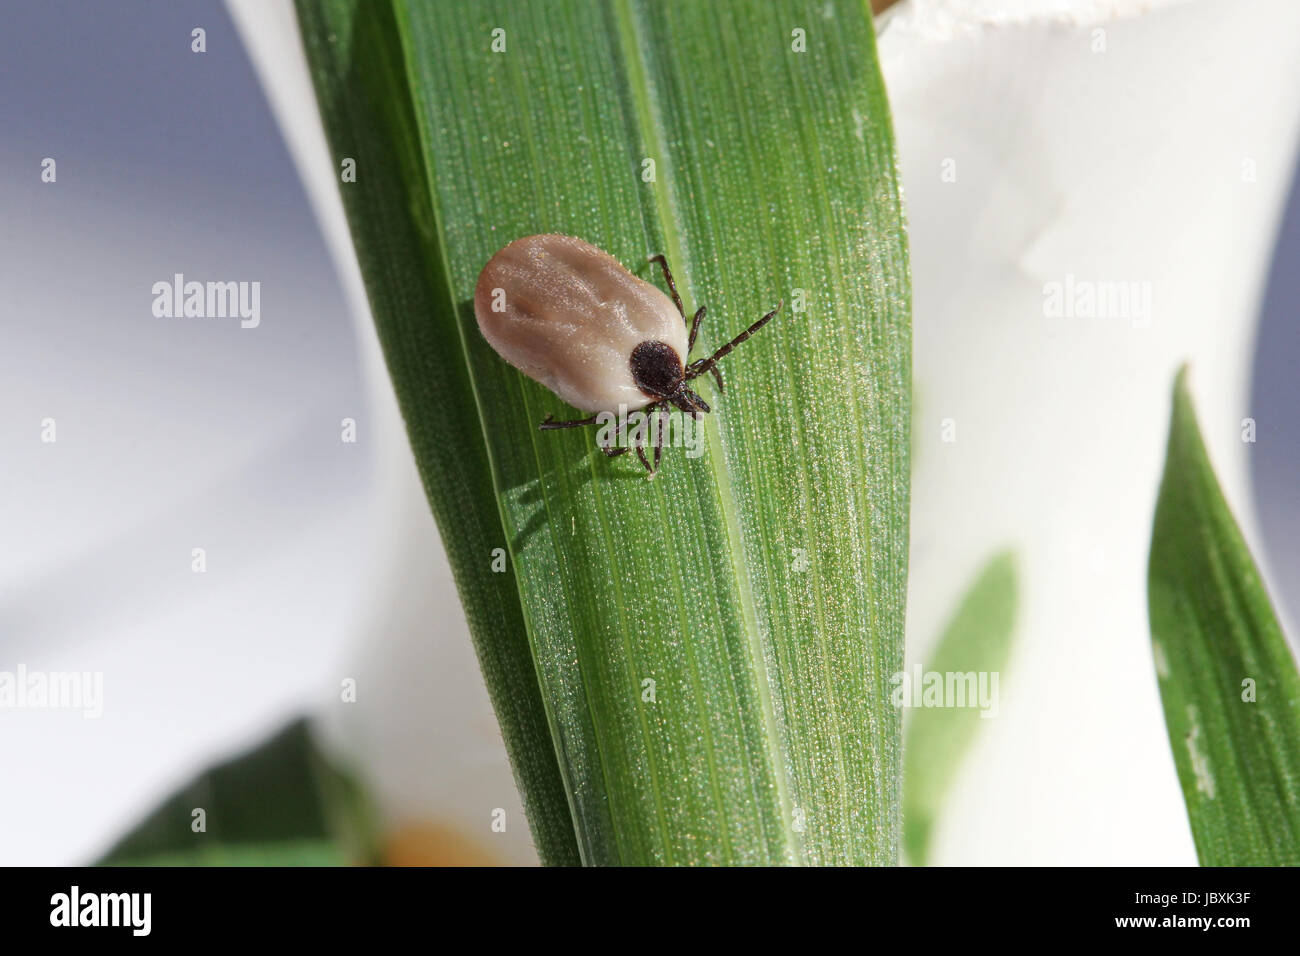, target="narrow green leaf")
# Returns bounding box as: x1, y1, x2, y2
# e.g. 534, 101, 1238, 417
295, 0, 581, 866
299, 0, 909, 864
97, 719, 374, 866
1148, 366, 1300, 865
903, 550, 1017, 865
